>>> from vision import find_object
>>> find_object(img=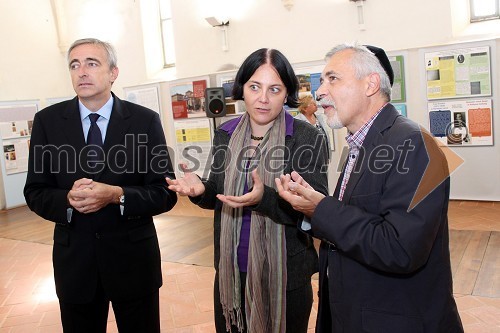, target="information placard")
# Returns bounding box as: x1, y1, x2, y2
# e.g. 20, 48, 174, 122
428, 99, 492, 146
174, 118, 213, 179
425, 46, 491, 100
